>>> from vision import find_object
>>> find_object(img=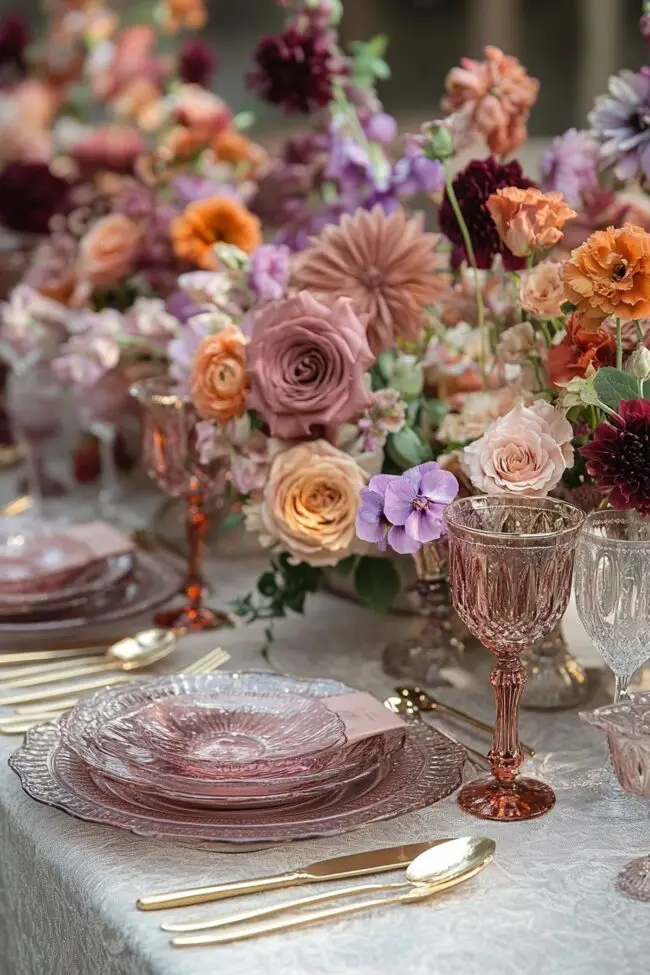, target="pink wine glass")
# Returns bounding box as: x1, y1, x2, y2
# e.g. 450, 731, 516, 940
130, 375, 230, 632
445, 495, 584, 821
